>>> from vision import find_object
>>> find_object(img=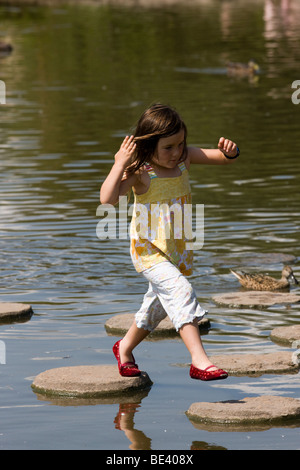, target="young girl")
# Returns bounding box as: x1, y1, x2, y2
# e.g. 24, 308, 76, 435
100, 103, 239, 381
